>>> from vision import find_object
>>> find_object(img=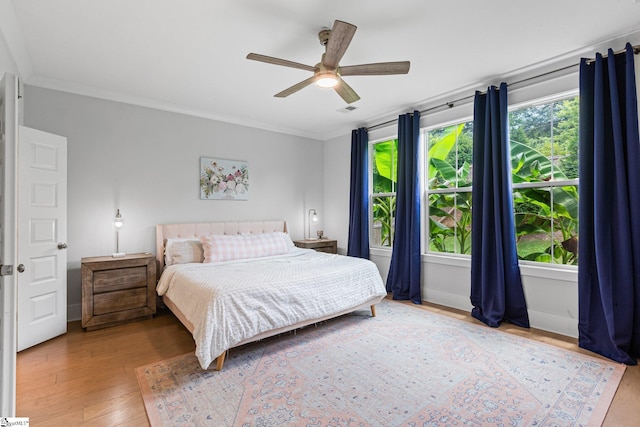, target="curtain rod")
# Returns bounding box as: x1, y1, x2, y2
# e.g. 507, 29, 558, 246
366, 44, 640, 133
585, 44, 640, 64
